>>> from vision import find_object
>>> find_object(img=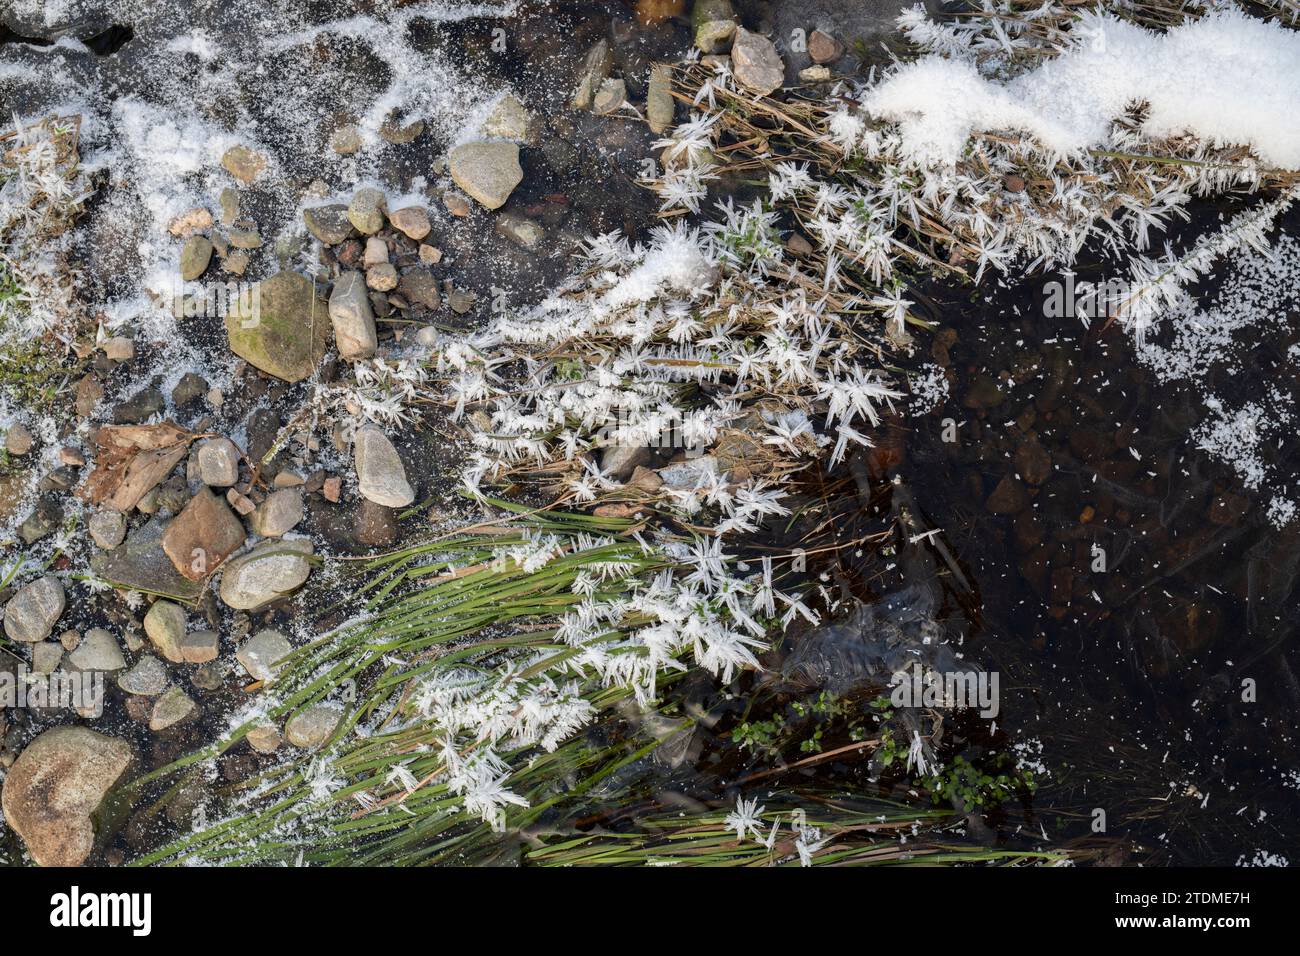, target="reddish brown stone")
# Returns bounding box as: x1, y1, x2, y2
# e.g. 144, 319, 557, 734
807, 29, 844, 64
162, 487, 247, 581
